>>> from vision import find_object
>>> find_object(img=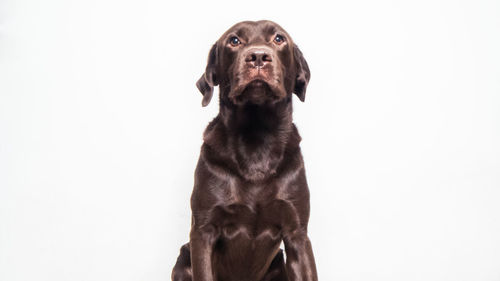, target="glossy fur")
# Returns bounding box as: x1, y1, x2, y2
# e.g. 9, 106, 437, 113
172, 20, 317, 281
